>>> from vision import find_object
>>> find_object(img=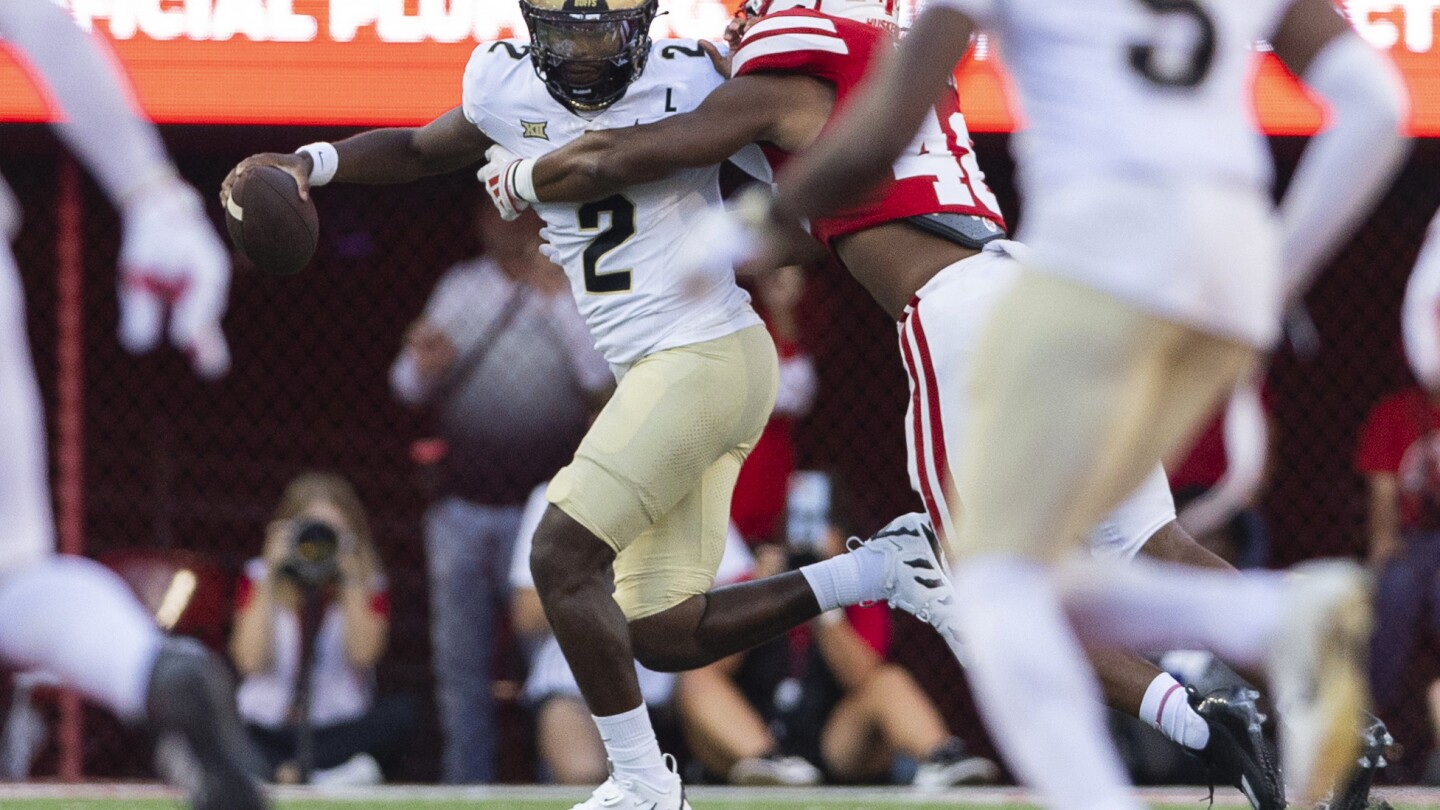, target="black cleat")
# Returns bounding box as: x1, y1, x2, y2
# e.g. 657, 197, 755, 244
1314, 713, 1394, 810
911, 737, 1000, 789
1190, 686, 1286, 810
146, 638, 269, 810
